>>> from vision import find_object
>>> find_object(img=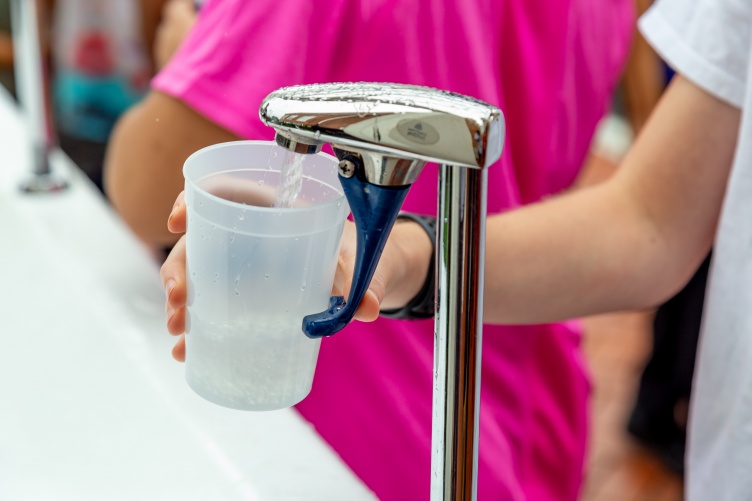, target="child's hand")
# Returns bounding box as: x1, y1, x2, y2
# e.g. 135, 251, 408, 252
160, 192, 189, 361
